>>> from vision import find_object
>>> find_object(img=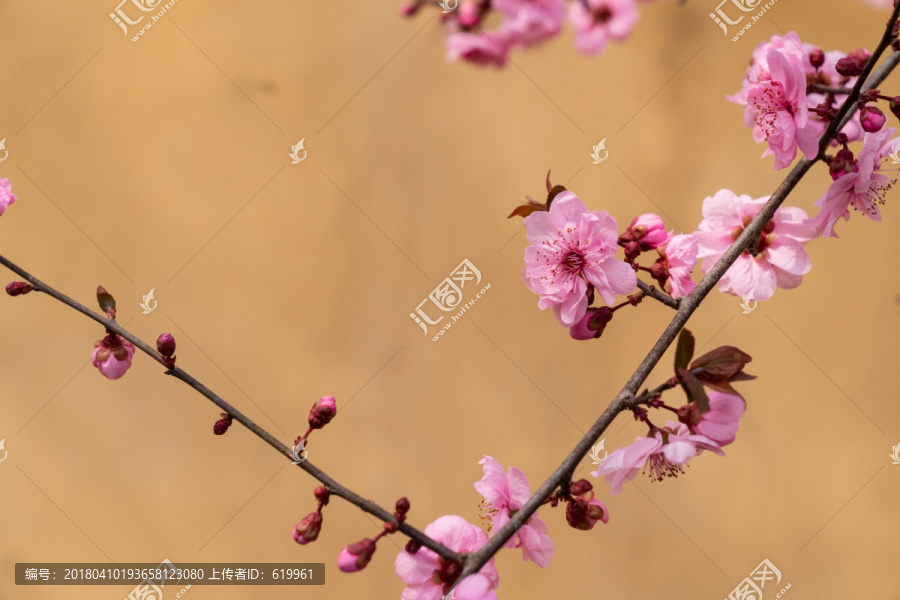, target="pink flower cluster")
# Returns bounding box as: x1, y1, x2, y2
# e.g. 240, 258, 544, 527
593, 391, 745, 494
402, 0, 660, 67
729, 32, 867, 169
730, 33, 899, 239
